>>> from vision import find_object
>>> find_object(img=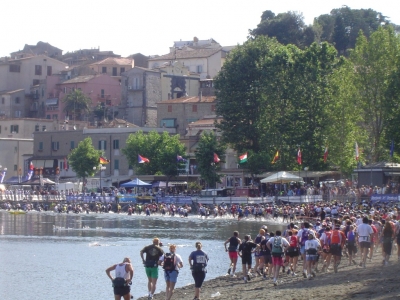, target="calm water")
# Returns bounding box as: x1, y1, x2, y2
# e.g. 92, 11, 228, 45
0, 211, 285, 300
